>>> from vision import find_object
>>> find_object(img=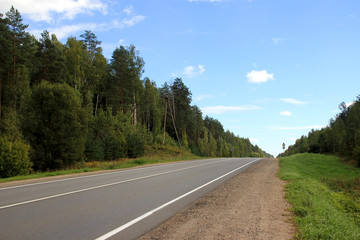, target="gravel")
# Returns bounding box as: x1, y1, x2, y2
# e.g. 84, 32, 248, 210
138, 158, 295, 240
